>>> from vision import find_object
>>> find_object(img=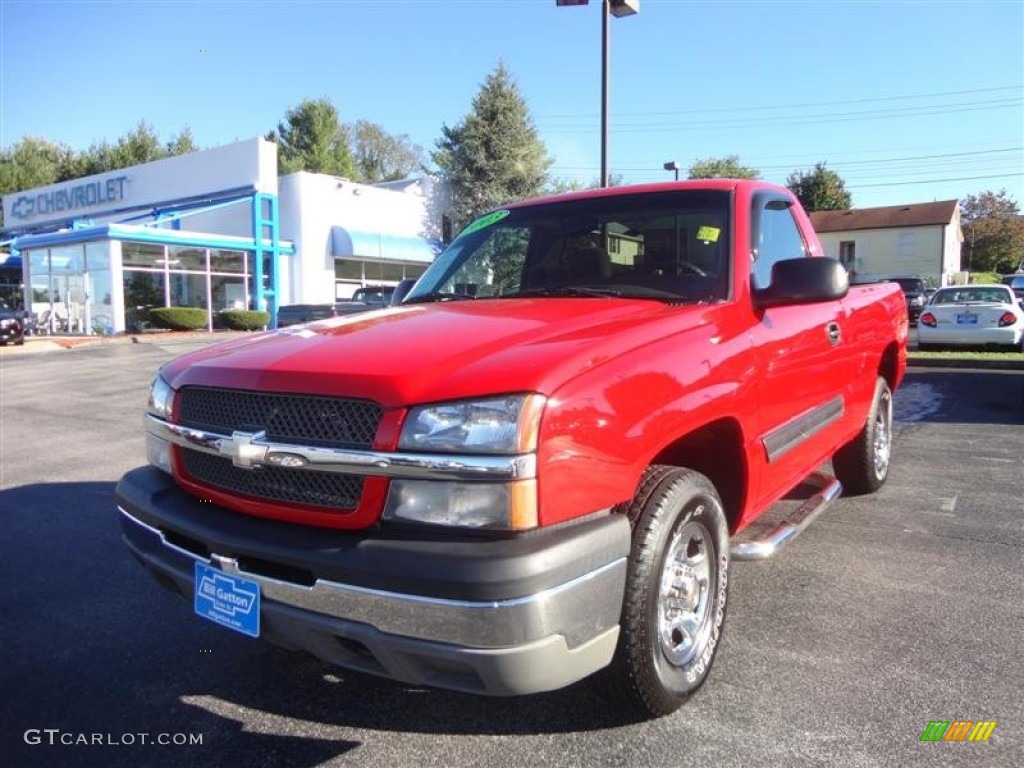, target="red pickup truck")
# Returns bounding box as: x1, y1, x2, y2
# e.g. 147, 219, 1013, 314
116, 180, 907, 718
